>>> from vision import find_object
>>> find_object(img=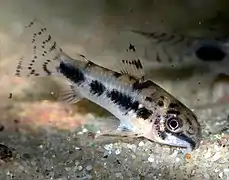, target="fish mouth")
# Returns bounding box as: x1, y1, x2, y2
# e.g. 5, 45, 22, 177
164, 133, 199, 150
174, 133, 197, 150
